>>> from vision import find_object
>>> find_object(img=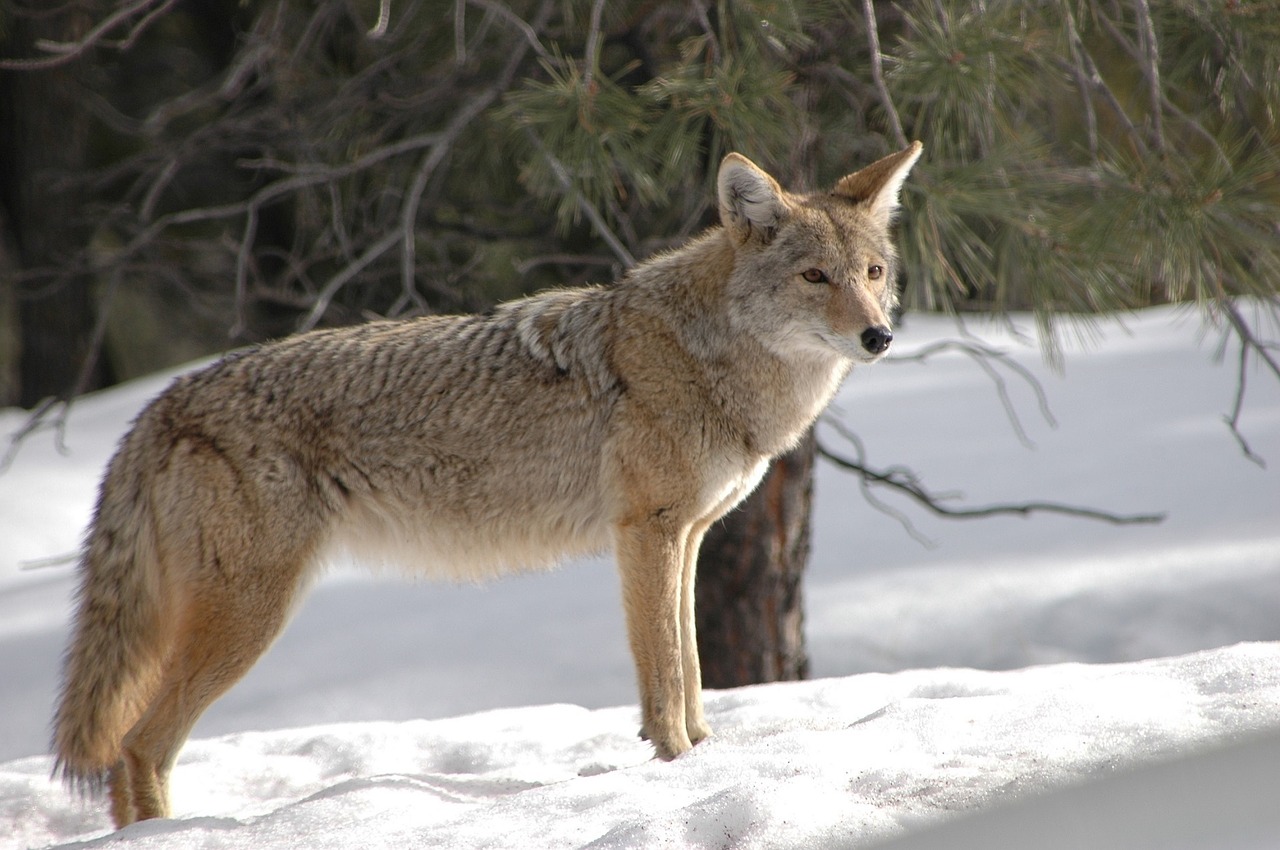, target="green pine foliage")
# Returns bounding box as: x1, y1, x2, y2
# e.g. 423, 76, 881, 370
502, 4, 803, 242
501, 0, 1280, 340
881, 1, 1279, 326
5, 0, 1277, 354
